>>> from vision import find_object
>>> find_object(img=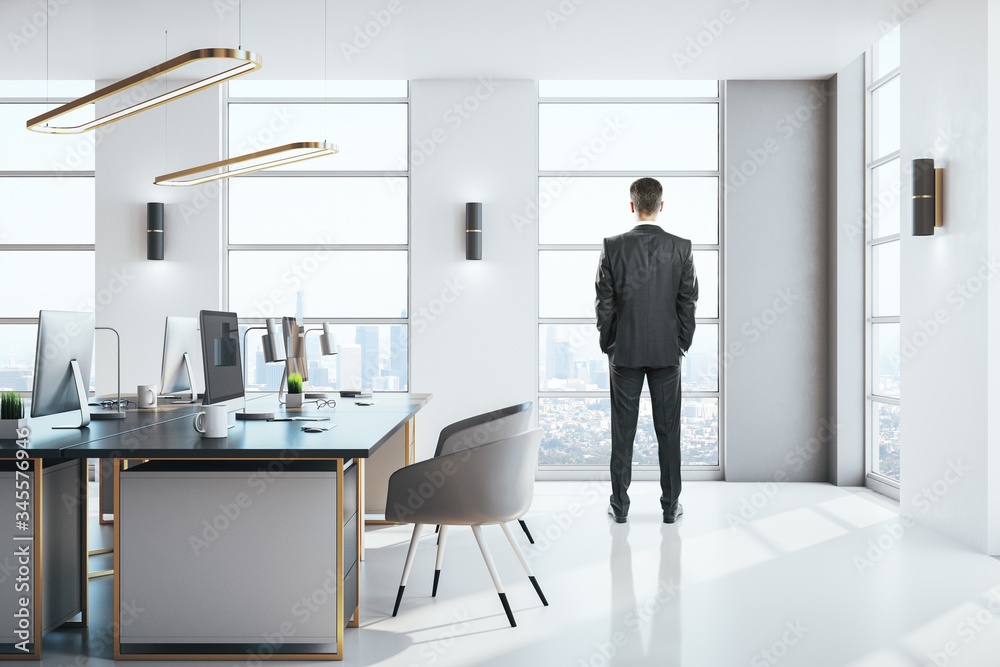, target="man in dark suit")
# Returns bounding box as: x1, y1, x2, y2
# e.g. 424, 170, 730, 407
596, 178, 698, 524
